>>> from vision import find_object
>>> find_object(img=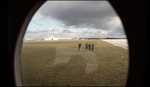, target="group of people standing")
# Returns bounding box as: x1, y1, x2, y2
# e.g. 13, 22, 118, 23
78, 43, 94, 51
